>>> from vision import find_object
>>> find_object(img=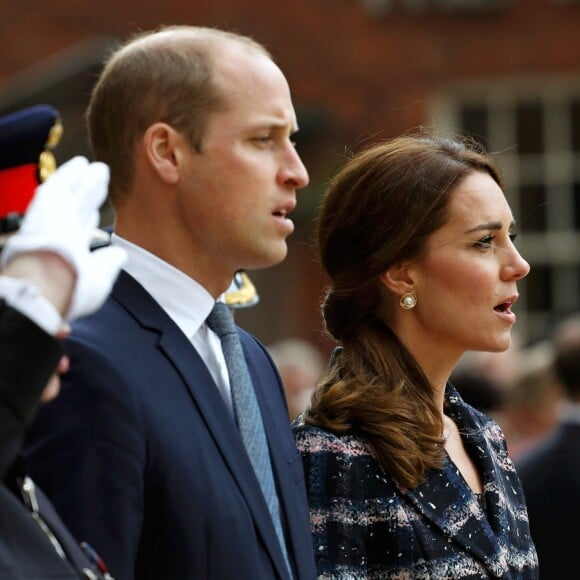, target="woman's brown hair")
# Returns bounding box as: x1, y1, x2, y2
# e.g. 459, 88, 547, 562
306, 132, 502, 489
